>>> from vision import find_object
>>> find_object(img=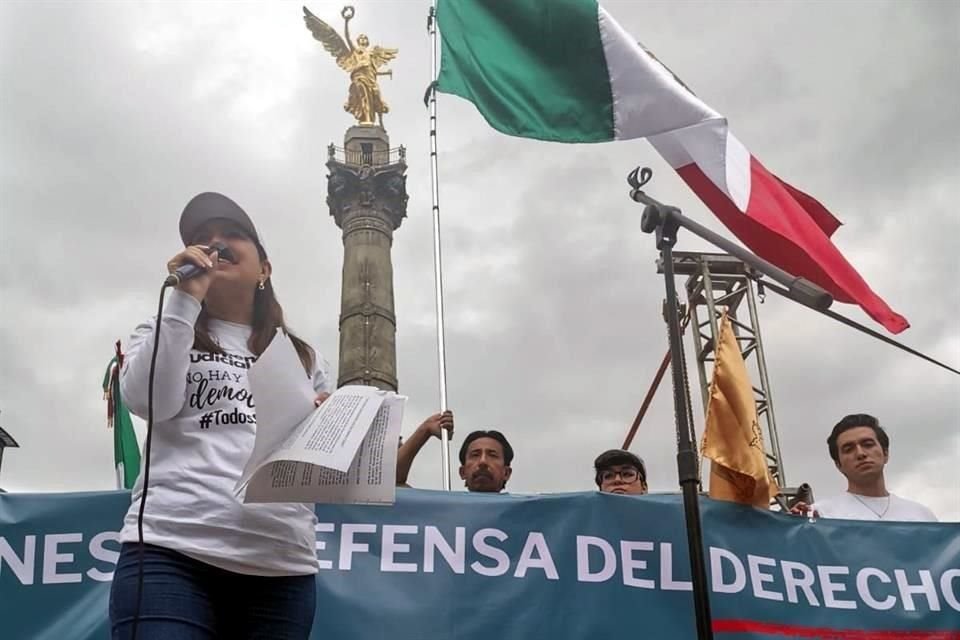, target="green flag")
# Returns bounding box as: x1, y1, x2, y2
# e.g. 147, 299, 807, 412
435, 0, 715, 143
436, 0, 614, 142
103, 350, 140, 490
